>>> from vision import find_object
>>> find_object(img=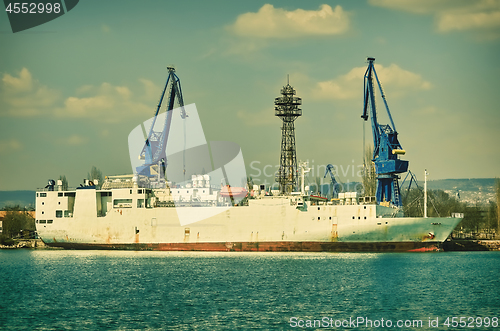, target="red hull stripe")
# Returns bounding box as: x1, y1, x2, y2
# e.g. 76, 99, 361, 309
46, 241, 441, 252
